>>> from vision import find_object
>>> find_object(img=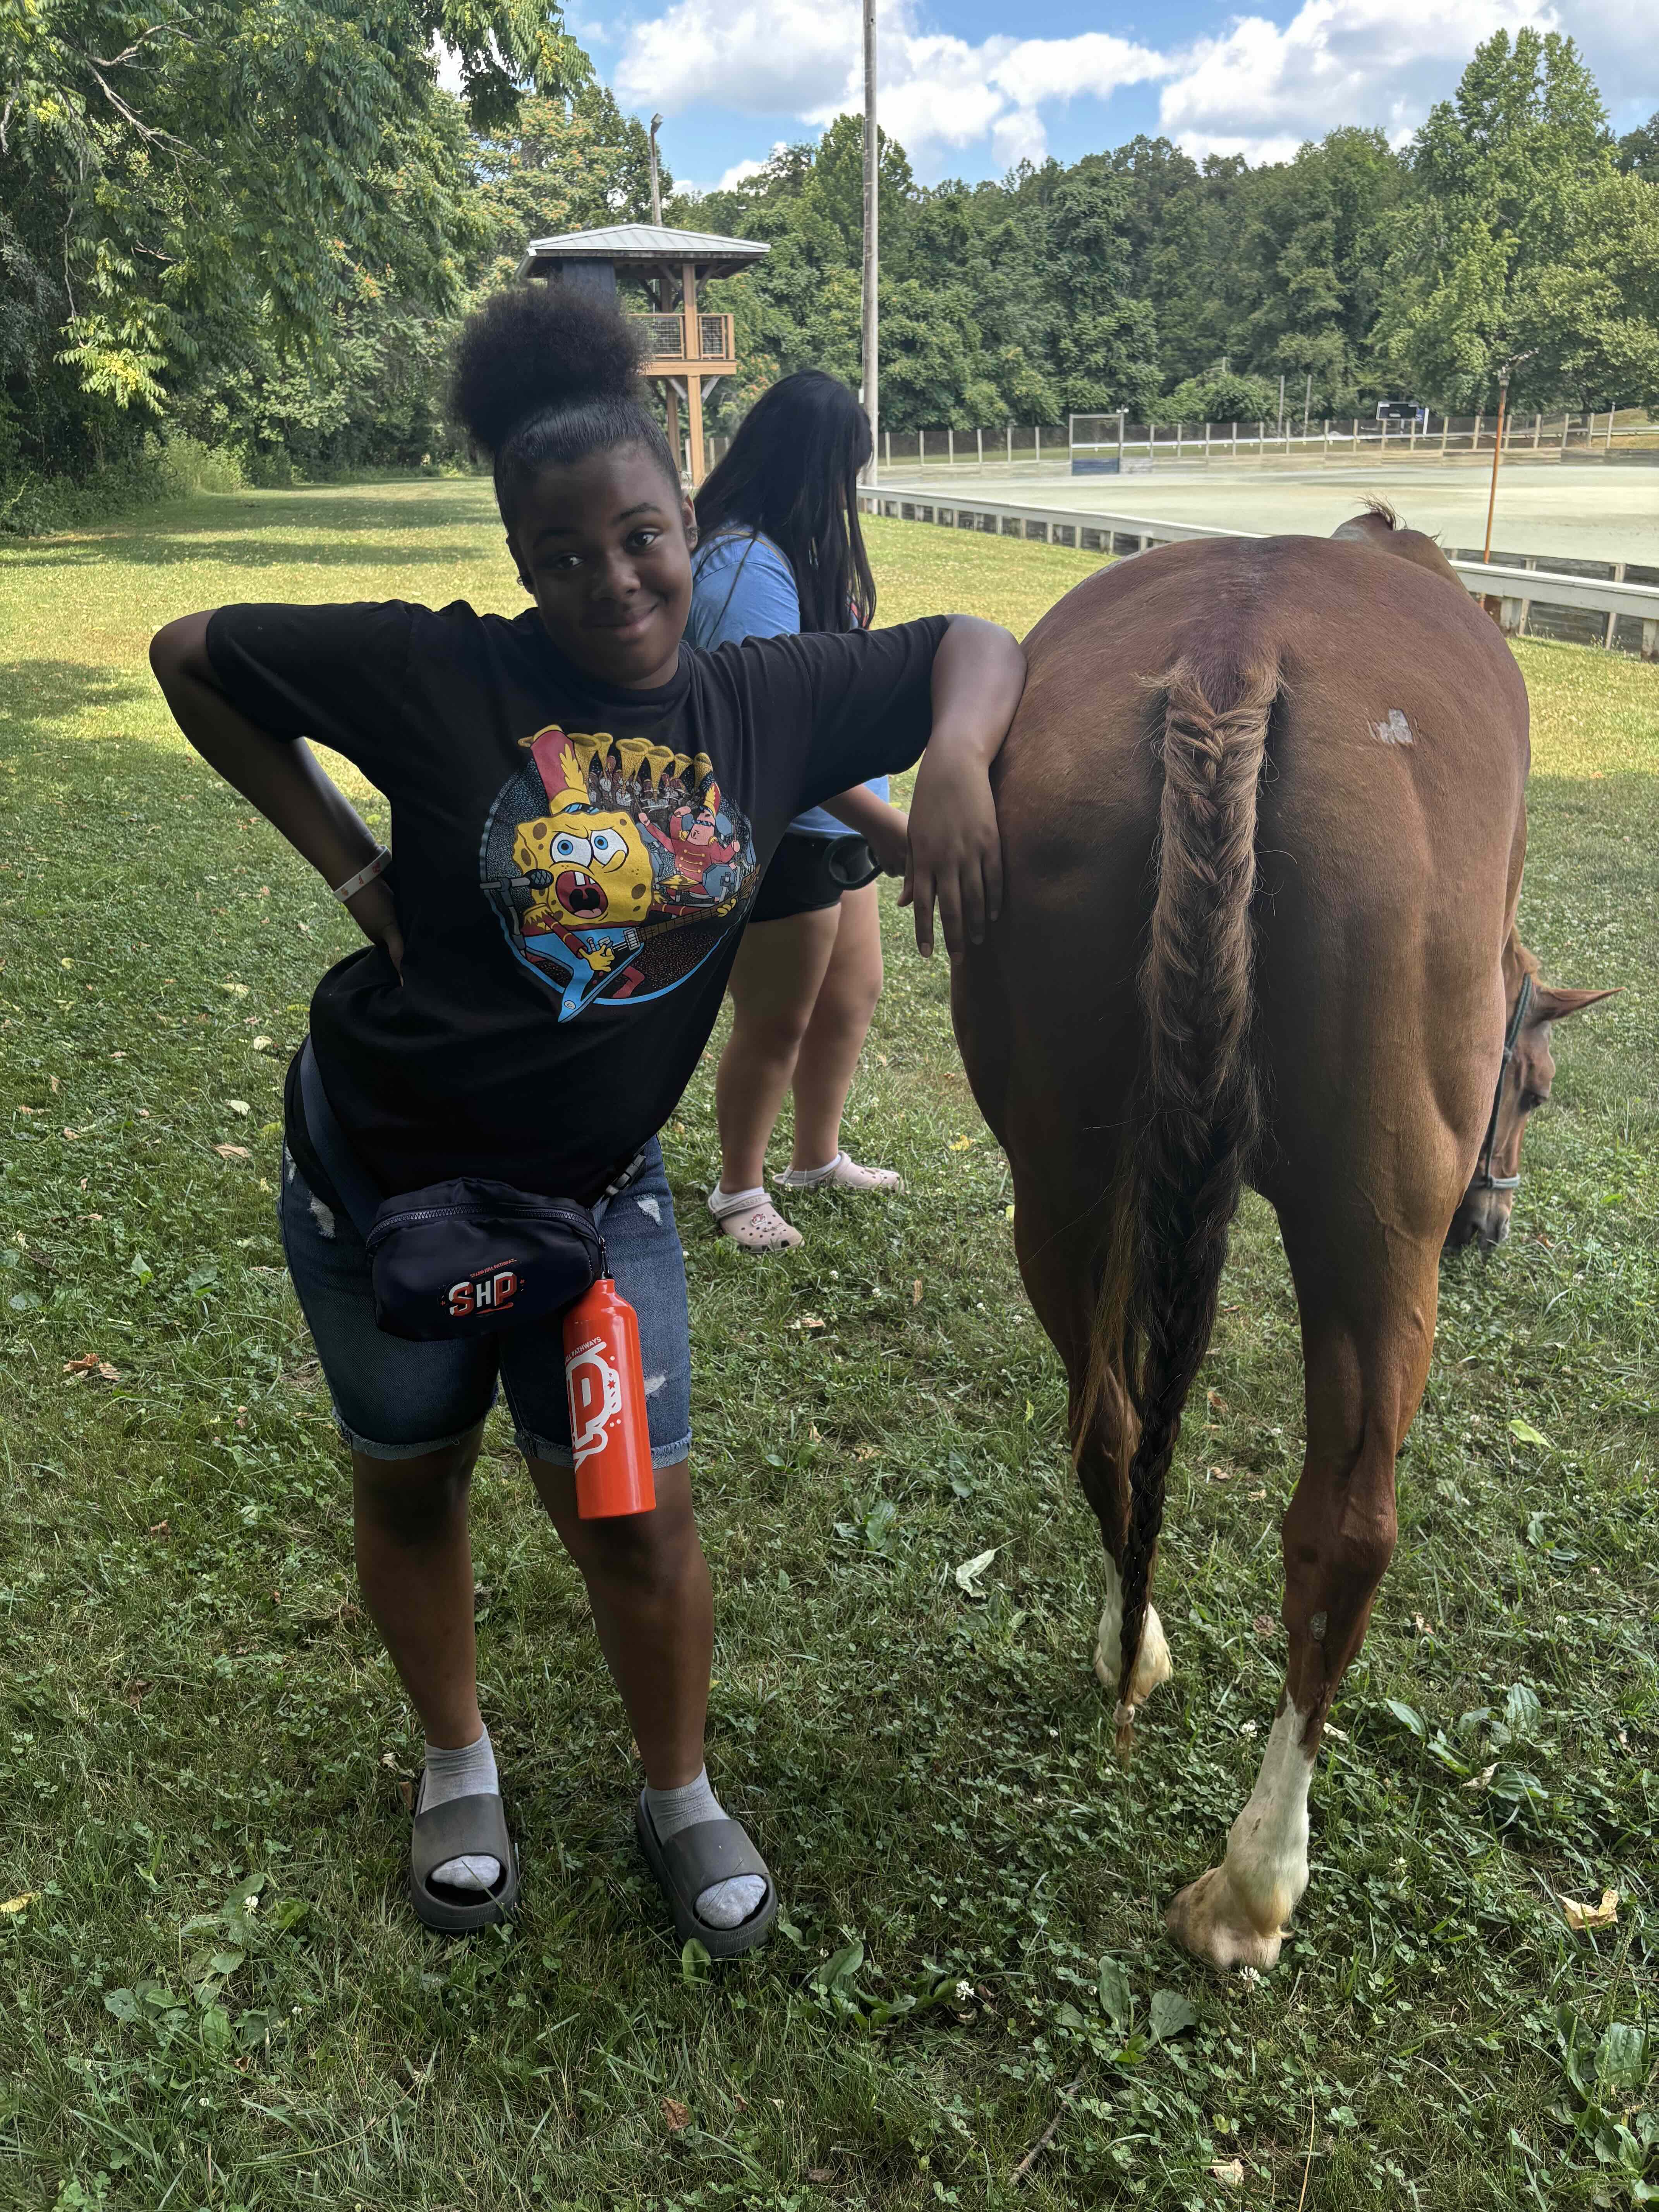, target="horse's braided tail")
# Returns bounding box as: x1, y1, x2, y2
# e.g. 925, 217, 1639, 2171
1115, 656, 1275, 1752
